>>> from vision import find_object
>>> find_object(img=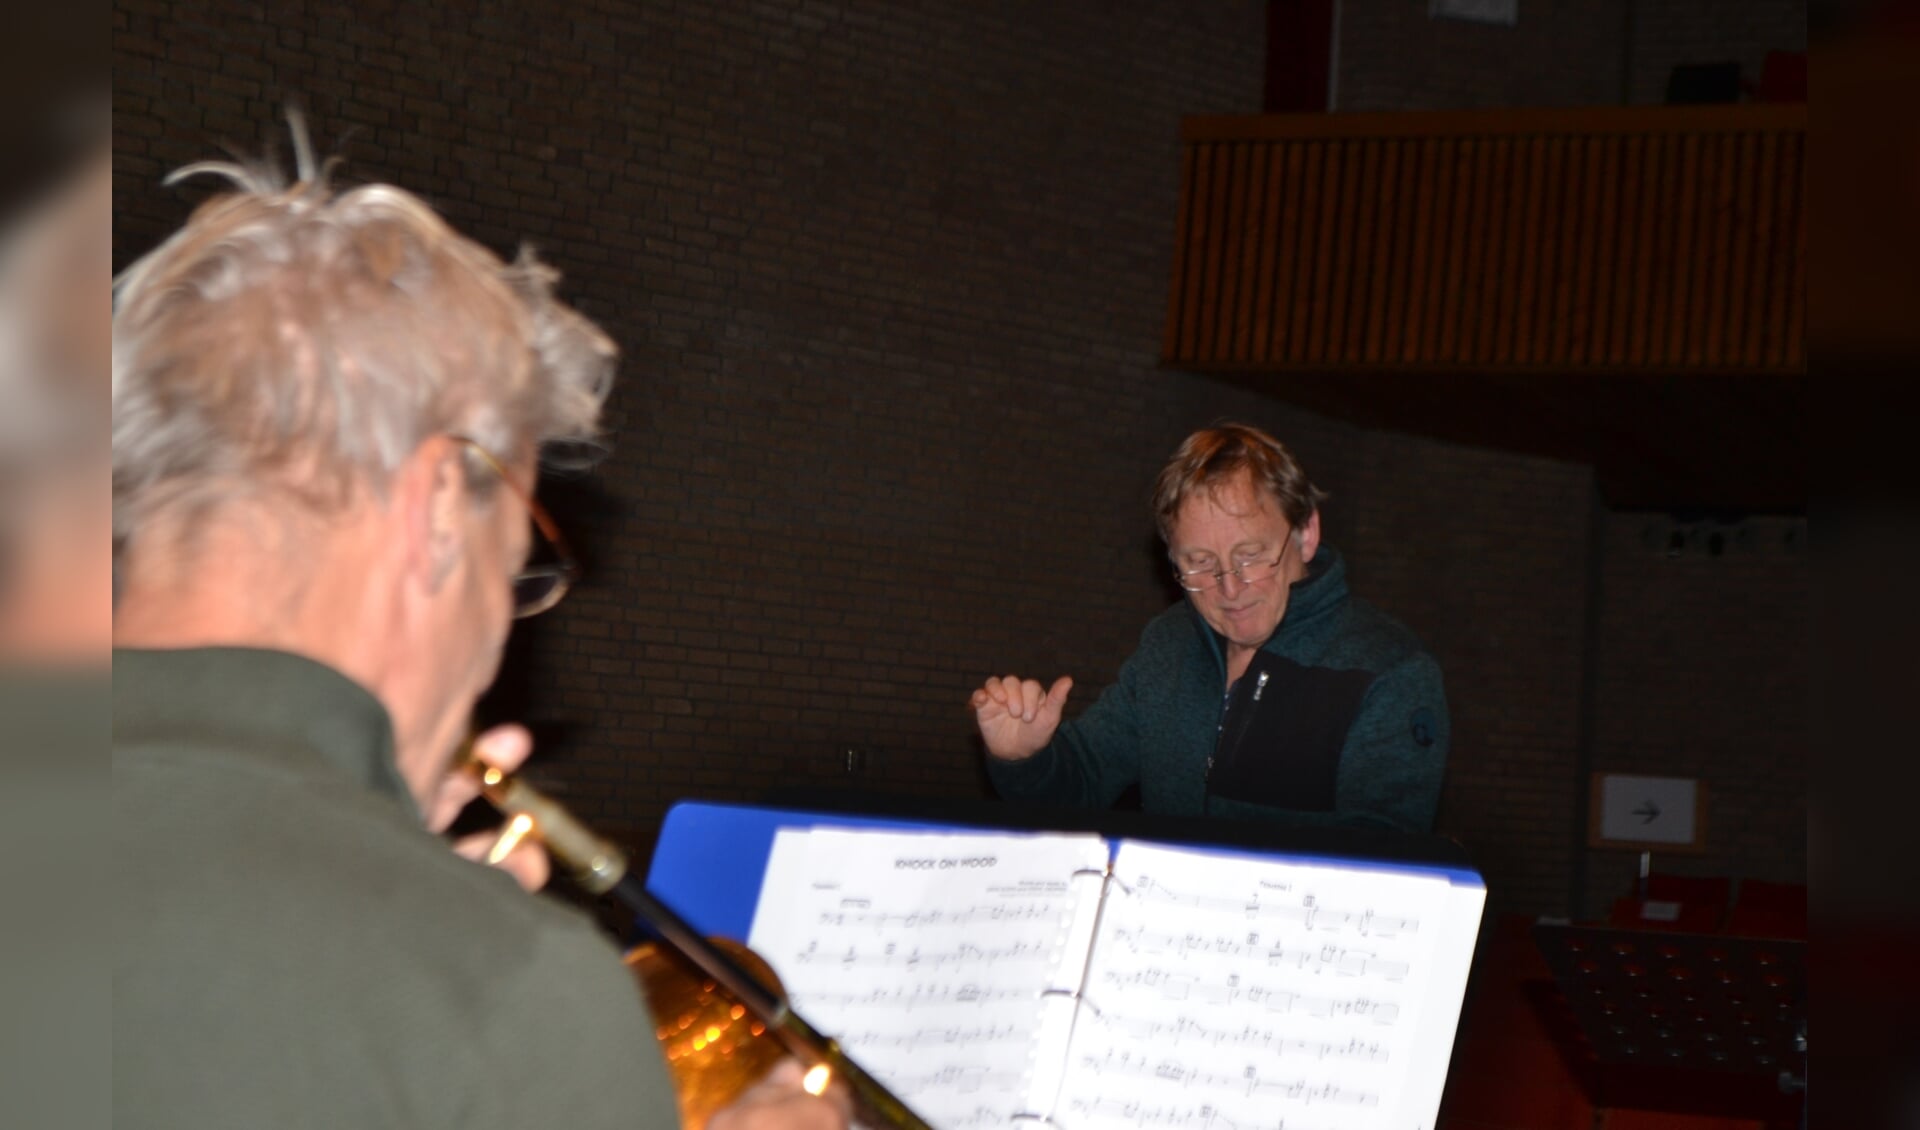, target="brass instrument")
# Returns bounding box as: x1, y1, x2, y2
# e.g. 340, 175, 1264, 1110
462, 750, 934, 1130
